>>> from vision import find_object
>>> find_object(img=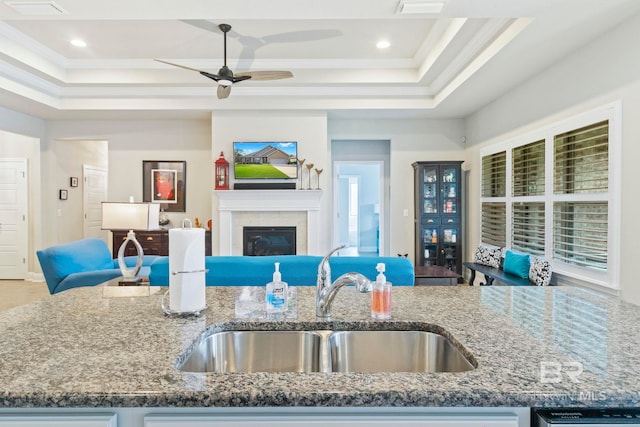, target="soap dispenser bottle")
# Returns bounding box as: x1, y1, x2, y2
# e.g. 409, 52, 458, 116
371, 262, 392, 319
265, 262, 288, 314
